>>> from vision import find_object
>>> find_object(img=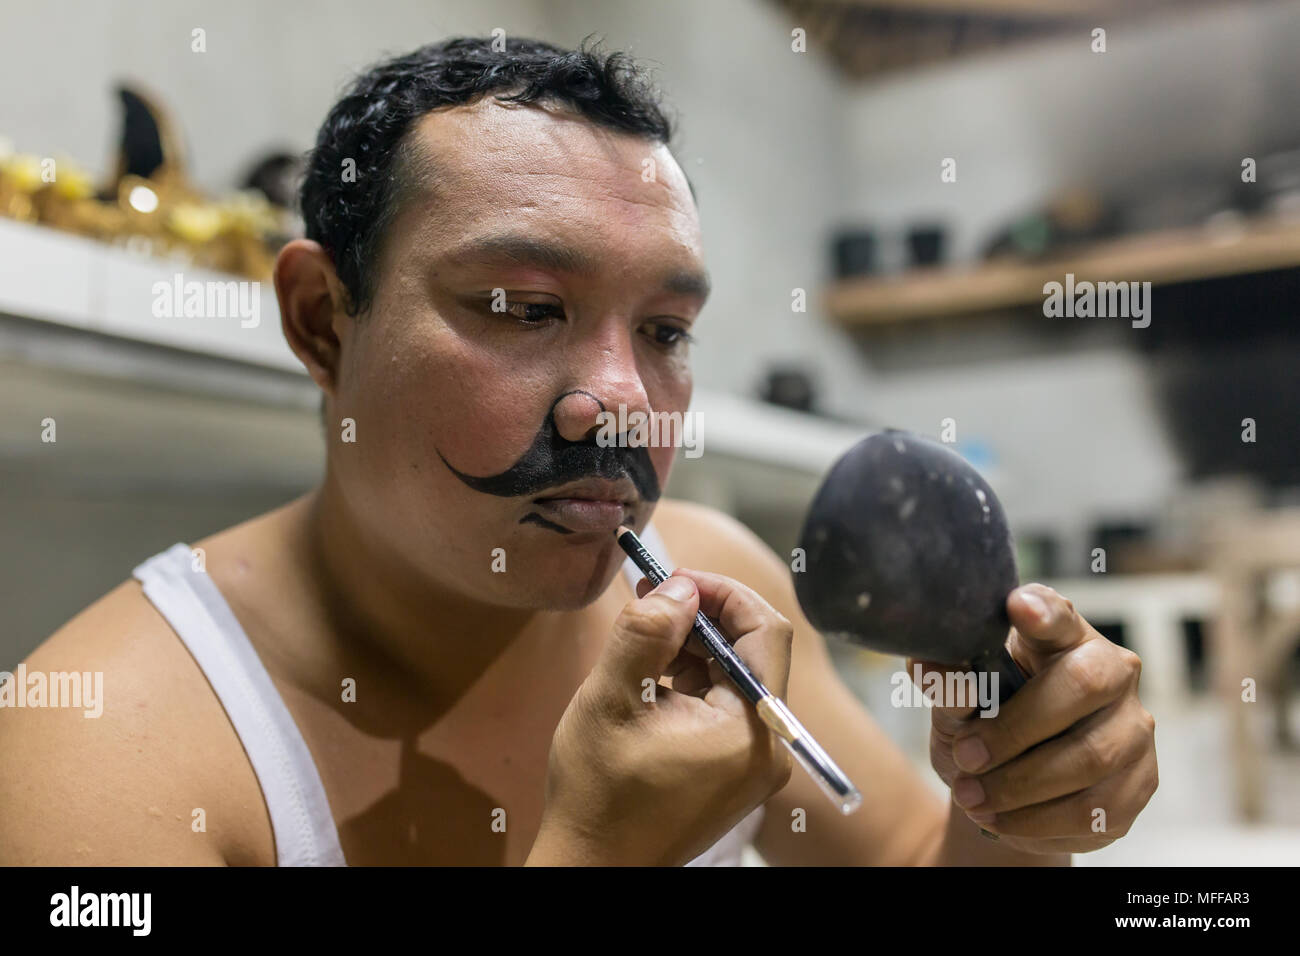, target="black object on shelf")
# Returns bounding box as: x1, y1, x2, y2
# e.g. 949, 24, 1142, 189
982, 189, 1120, 261
906, 224, 946, 267
831, 229, 878, 279
759, 367, 816, 413
115, 87, 167, 182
